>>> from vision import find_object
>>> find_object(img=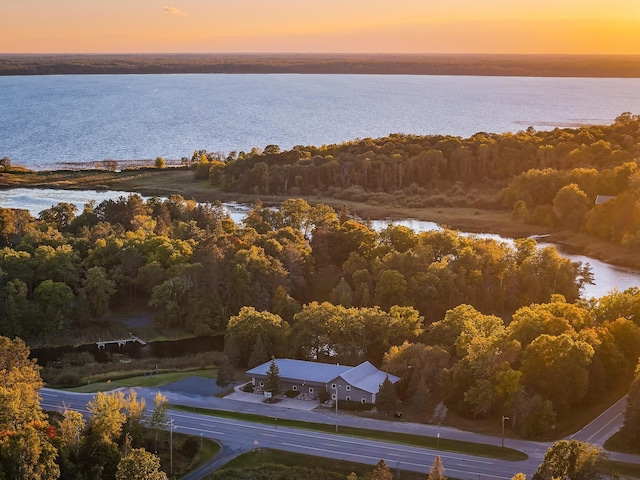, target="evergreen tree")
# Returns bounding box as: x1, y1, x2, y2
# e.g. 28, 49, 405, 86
428, 455, 446, 480
224, 334, 242, 367
216, 355, 236, 387
375, 375, 398, 415
264, 357, 282, 396
248, 334, 270, 368
412, 375, 430, 411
